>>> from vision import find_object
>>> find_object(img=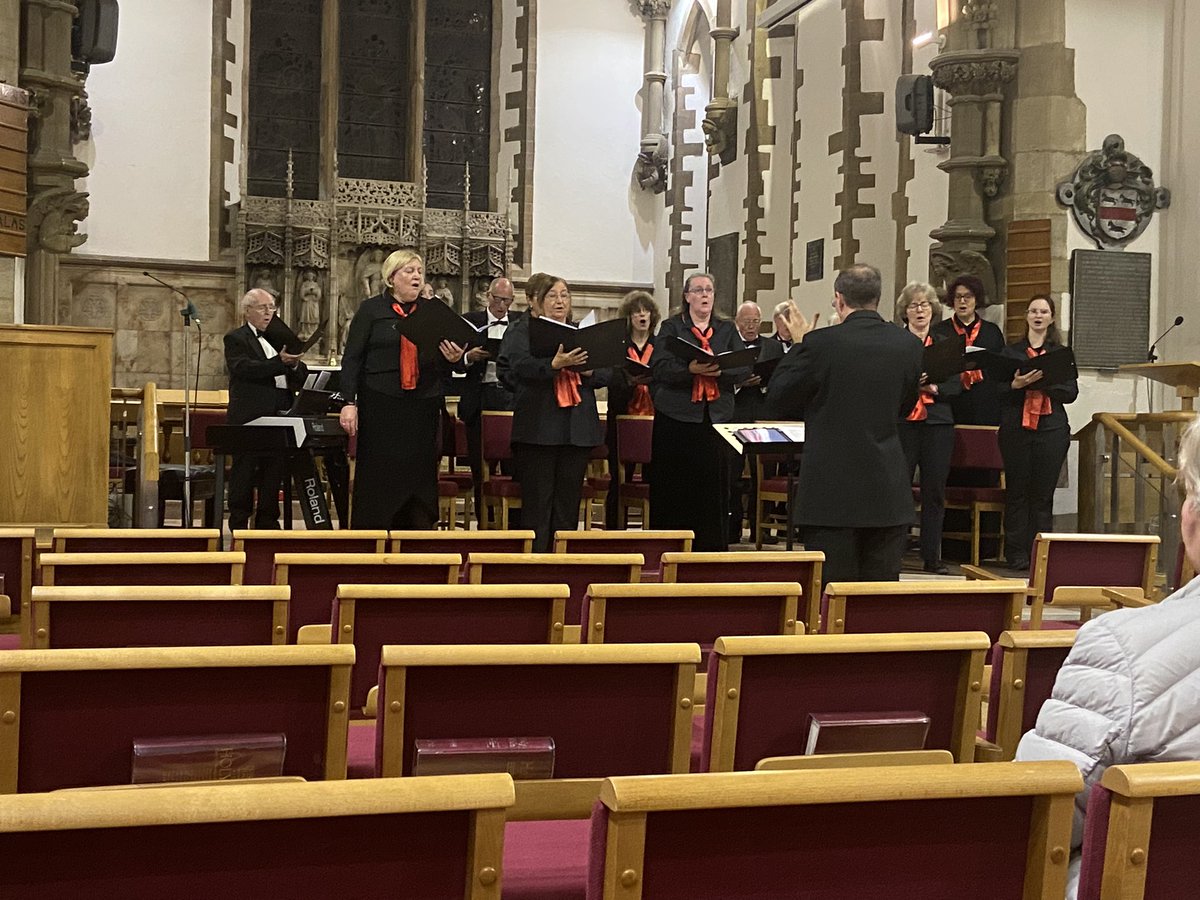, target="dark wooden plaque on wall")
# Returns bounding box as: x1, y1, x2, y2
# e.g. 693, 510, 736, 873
0, 83, 29, 258
1069, 249, 1151, 368
805, 239, 824, 282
